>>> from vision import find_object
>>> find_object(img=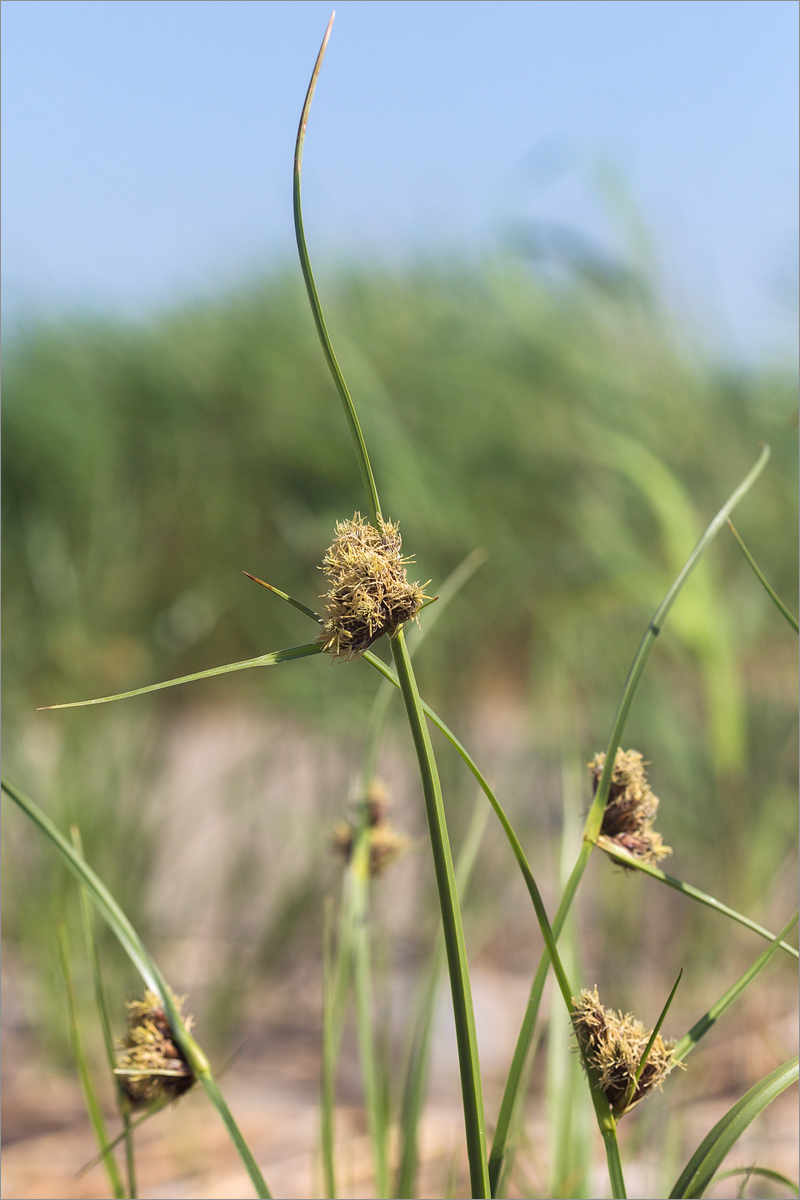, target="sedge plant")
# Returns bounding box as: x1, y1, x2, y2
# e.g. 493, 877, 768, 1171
4, 15, 798, 1200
